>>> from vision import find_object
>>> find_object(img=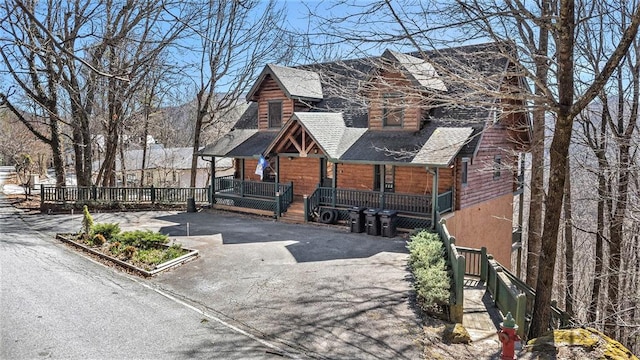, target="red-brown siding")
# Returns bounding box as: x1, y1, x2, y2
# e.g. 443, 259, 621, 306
367, 70, 426, 131
257, 76, 295, 130
456, 123, 517, 209
336, 164, 374, 190
279, 157, 320, 196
